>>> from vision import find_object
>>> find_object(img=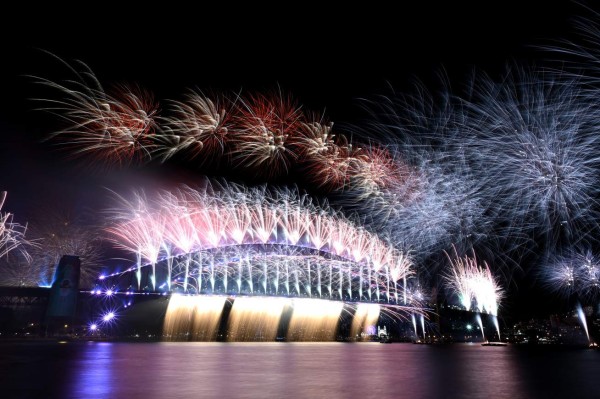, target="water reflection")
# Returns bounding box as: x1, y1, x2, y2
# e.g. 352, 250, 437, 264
2, 342, 600, 398
511, 346, 600, 398
421, 343, 529, 398
68, 342, 114, 398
